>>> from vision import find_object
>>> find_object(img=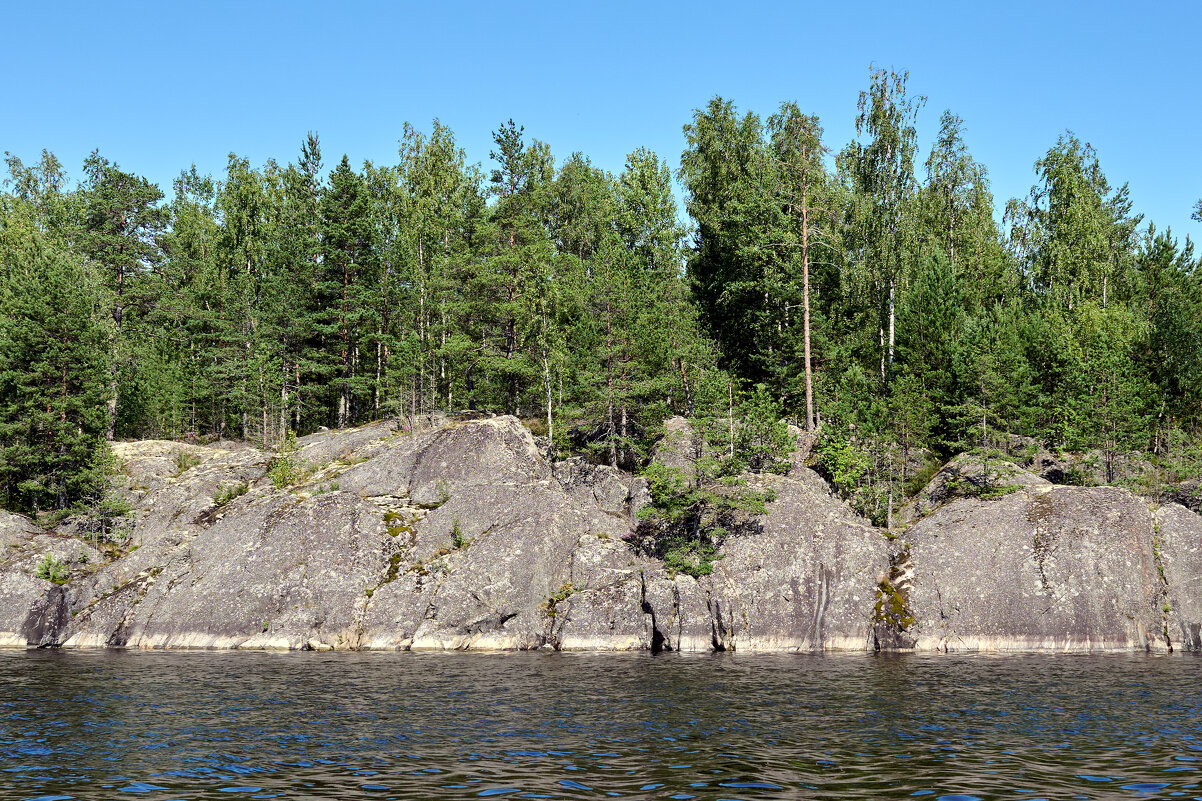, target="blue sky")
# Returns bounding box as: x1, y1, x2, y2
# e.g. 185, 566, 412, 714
4, 1, 1199, 242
